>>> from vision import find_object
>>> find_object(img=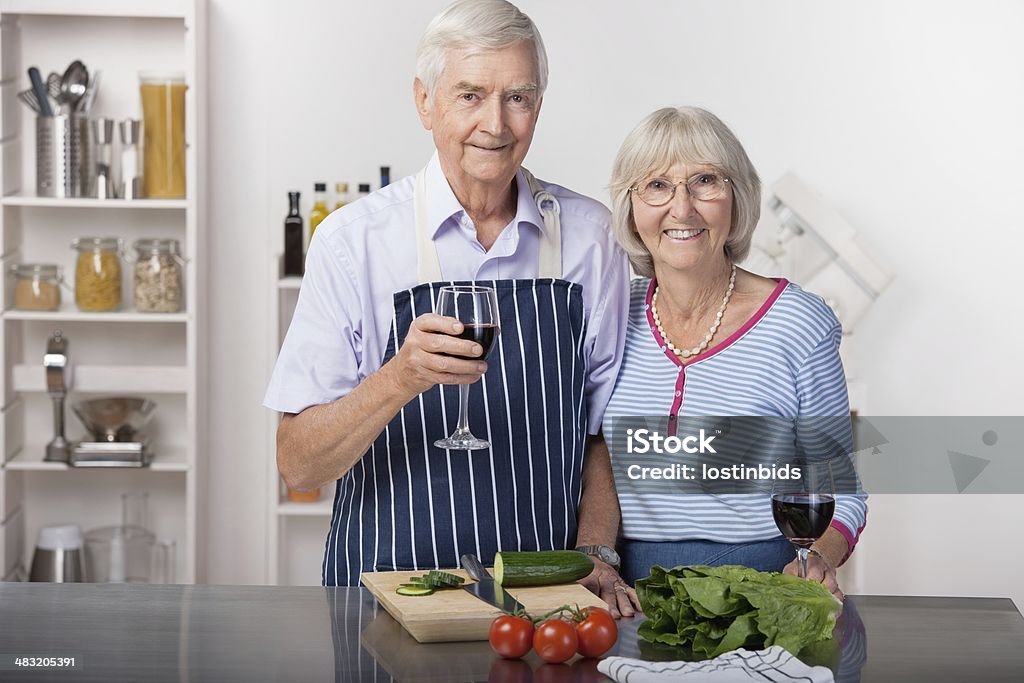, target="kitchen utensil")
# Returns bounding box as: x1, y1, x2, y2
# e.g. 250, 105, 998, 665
44, 331, 71, 463
36, 114, 91, 197
119, 118, 142, 199
361, 569, 606, 643
76, 70, 101, 114
91, 118, 115, 199
84, 492, 174, 583
47, 71, 62, 101
58, 60, 88, 114
17, 88, 41, 113
29, 524, 85, 582
28, 66, 53, 117
460, 553, 524, 613
70, 396, 155, 467
73, 397, 155, 443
